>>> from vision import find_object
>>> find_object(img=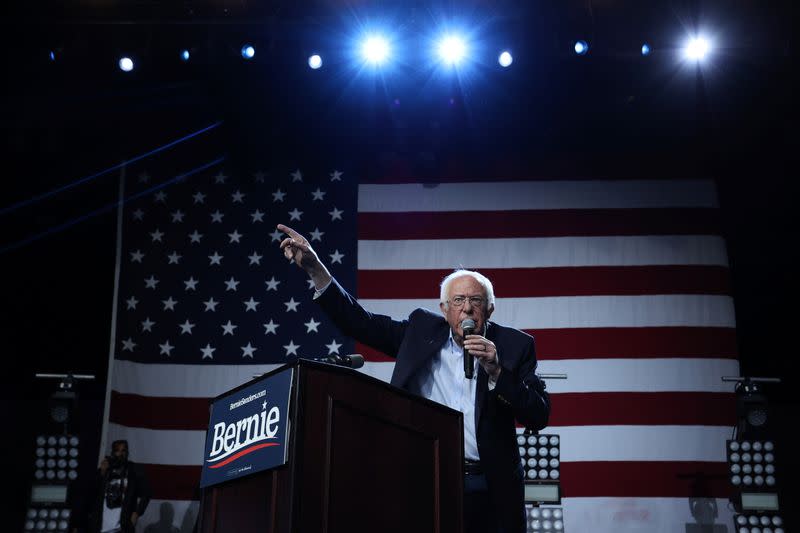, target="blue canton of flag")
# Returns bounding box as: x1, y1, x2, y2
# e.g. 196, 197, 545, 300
116, 167, 357, 365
